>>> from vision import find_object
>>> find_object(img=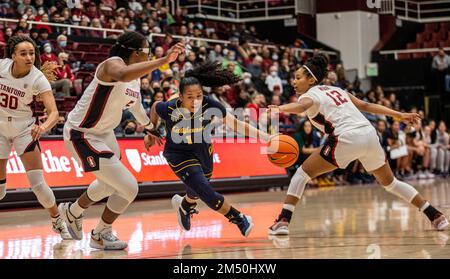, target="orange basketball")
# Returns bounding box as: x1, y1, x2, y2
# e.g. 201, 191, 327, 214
267, 135, 300, 168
